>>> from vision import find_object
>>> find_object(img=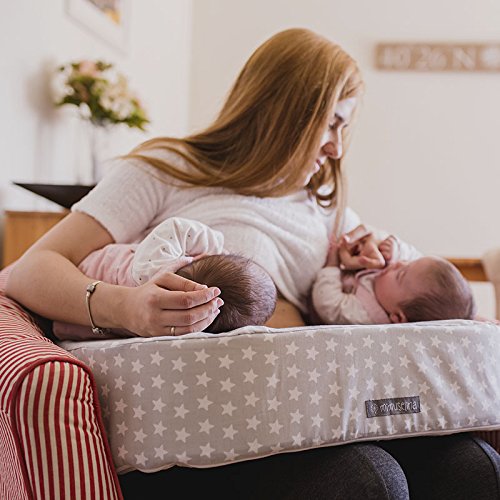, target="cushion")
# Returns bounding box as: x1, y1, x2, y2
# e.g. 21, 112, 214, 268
59, 320, 500, 474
